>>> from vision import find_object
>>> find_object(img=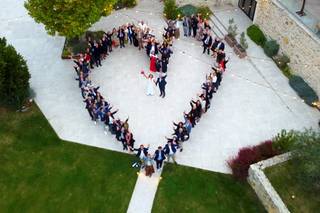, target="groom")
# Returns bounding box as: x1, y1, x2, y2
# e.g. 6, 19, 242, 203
156, 72, 167, 98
